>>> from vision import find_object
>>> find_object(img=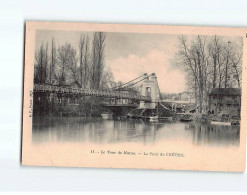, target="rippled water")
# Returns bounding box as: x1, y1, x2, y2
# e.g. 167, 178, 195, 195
32, 116, 240, 147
